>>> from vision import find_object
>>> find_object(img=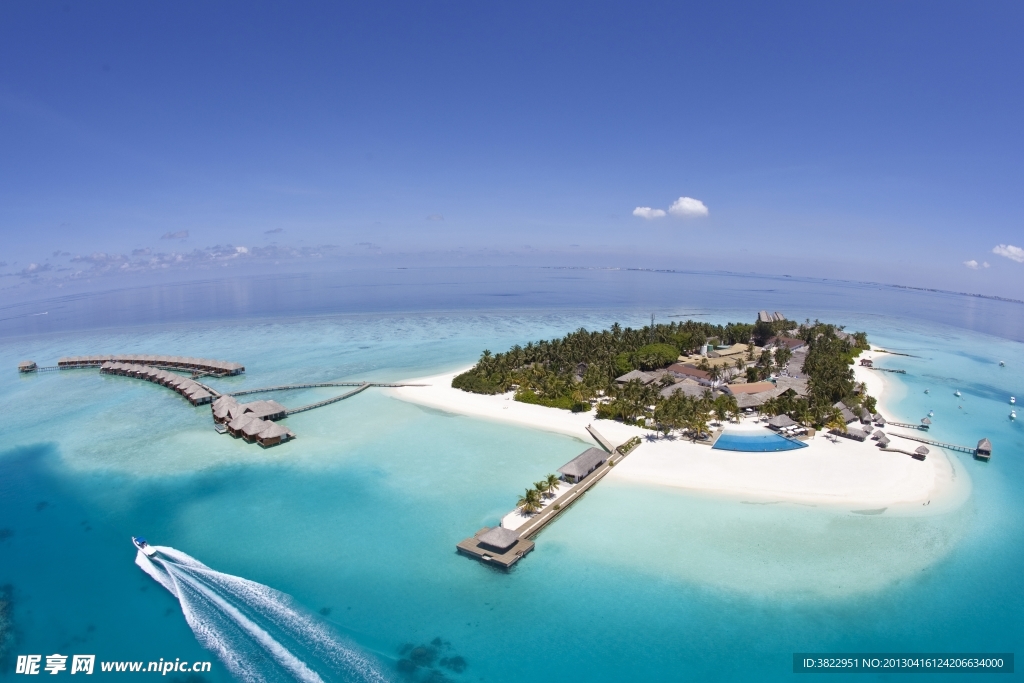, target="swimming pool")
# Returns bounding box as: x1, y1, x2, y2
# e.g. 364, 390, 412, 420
712, 430, 808, 452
